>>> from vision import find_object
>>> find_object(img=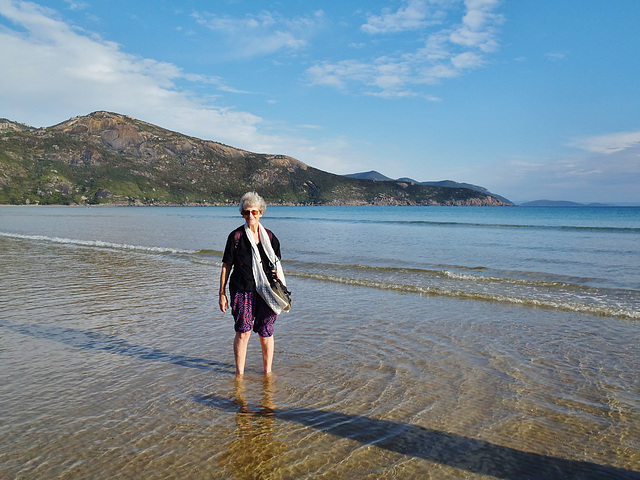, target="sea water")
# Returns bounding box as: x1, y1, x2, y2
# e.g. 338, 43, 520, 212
0, 205, 639, 479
